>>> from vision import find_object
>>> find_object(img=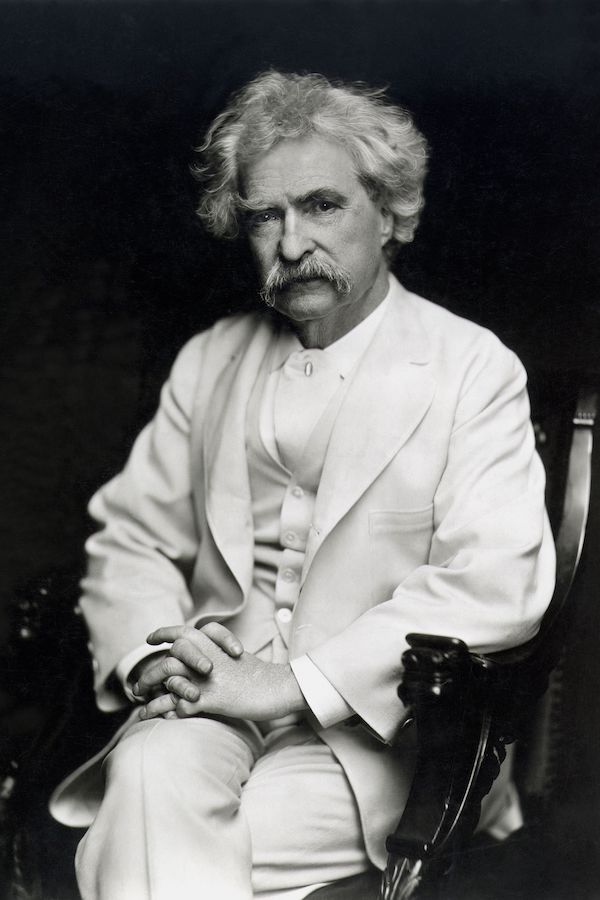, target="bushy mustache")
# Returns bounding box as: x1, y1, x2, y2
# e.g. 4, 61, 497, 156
259, 256, 353, 308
